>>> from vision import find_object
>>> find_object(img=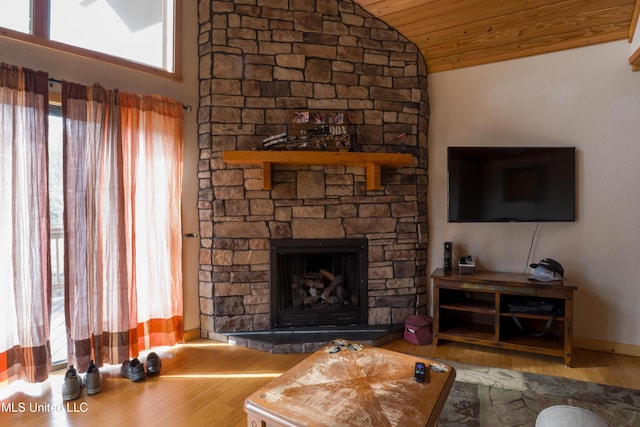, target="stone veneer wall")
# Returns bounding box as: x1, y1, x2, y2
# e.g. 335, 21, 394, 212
197, 0, 429, 338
